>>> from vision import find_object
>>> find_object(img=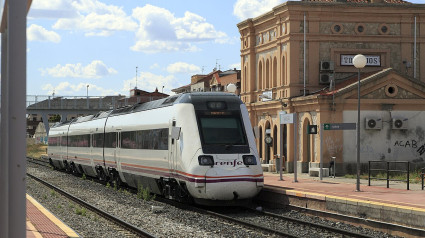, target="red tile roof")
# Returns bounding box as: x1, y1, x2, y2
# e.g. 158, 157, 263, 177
305, 0, 412, 3
319, 70, 381, 96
